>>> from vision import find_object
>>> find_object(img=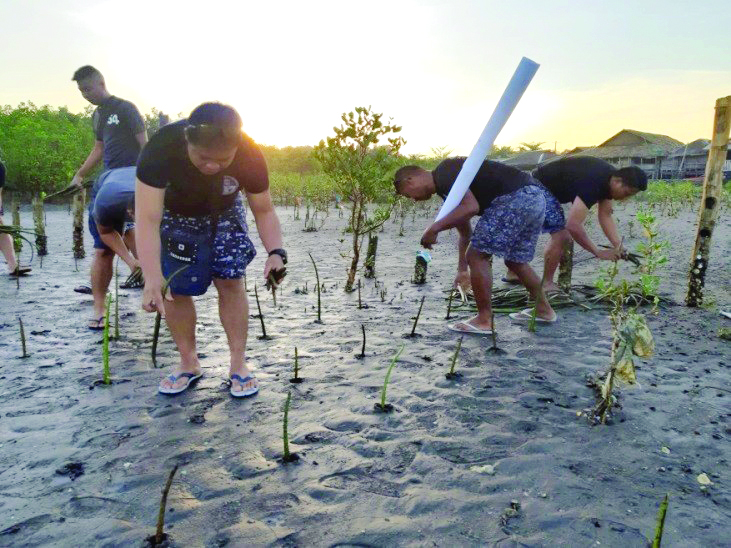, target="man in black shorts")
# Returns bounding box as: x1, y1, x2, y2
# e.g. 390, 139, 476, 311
136, 103, 285, 398
69, 65, 147, 328
504, 156, 647, 291
0, 161, 30, 276
394, 157, 556, 334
